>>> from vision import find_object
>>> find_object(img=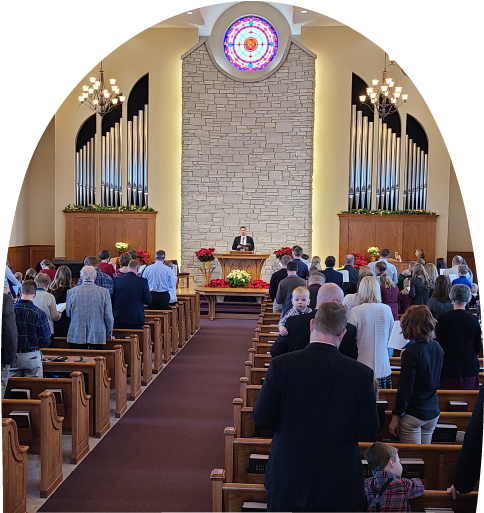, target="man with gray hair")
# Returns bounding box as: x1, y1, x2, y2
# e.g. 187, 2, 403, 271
66, 266, 114, 349
444, 255, 474, 283
142, 250, 177, 311
435, 284, 482, 390
76, 255, 114, 295
269, 254, 291, 302
368, 248, 398, 284
342, 254, 360, 294
271, 282, 357, 359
